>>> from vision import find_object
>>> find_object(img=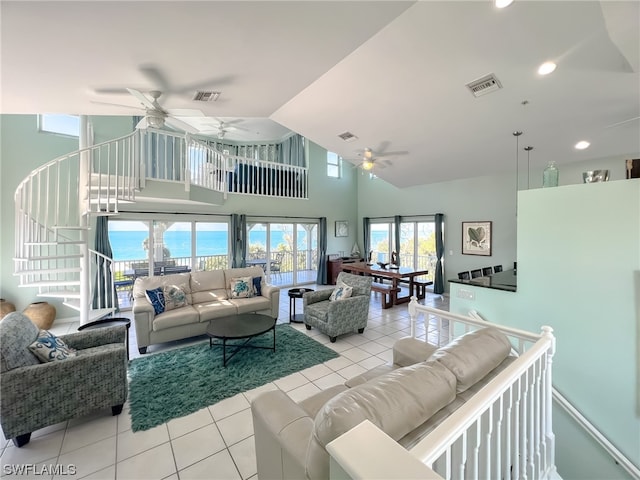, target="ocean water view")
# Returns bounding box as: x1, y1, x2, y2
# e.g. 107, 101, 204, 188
108, 230, 312, 261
